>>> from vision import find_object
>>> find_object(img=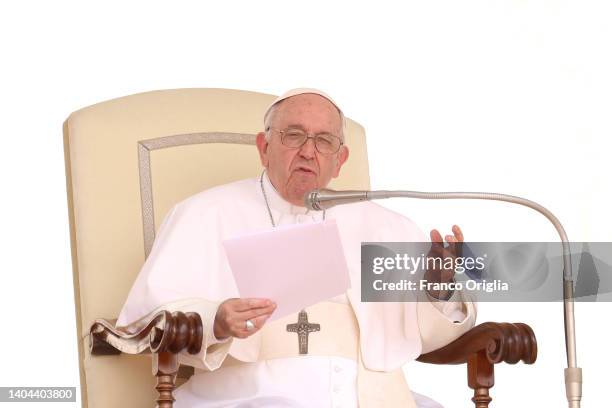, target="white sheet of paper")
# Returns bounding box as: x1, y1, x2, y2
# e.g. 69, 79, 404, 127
222, 219, 351, 321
